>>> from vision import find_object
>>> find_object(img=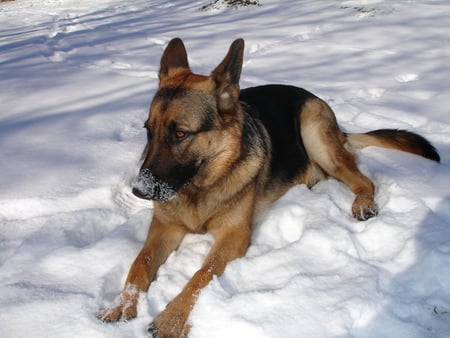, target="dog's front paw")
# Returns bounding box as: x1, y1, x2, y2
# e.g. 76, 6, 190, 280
98, 287, 140, 322
352, 195, 378, 221
97, 301, 138, 322
147, 303, 191, 338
